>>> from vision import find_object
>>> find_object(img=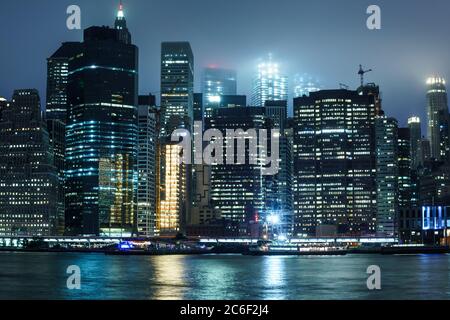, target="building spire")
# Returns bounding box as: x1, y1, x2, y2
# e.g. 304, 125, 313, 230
114, 0, 131, 44
117, 0, 124, 19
